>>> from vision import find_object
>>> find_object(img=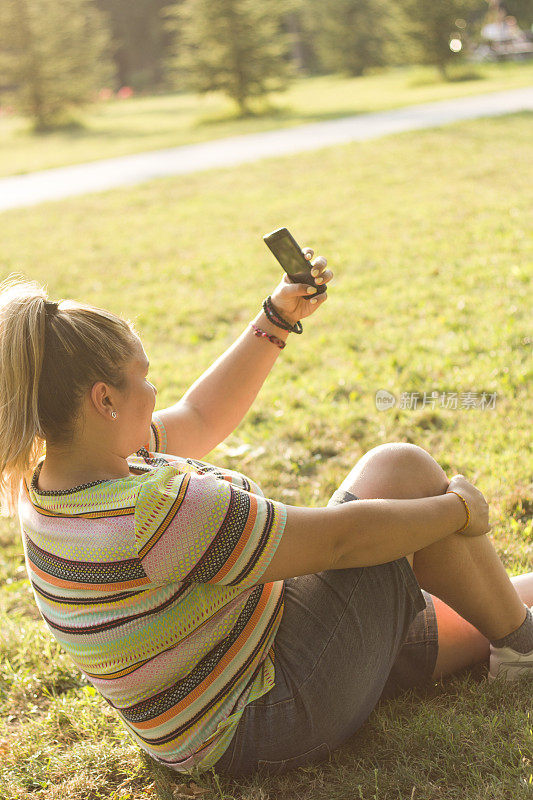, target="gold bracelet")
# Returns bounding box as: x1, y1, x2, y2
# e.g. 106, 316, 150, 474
447, 490, 470, 534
